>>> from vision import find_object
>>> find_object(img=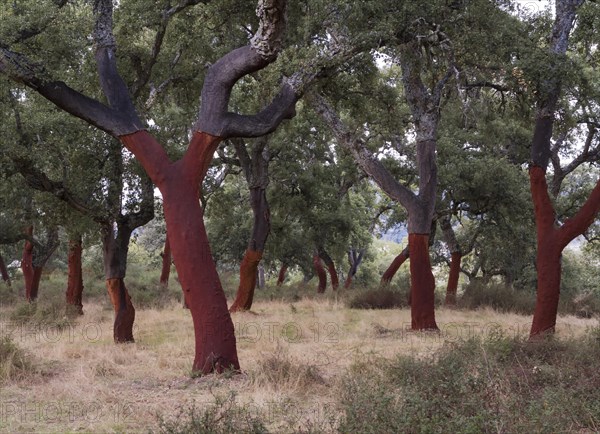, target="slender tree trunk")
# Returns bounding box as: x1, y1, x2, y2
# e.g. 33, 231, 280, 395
313, 254, 327, 293
344, 249, 364, 289
444, 252, 461, 306
319, 250, 338, 290
257, 265, 265, 289
65, 236, 84, 315
22, 226, 34, 299
276, 264, 288, 286
0, 254, 11, 286
28, 266, 43, 301
381, 247, 409, 284
159, 233, 171, 288
102, 226, 135, 343
408, 233, 438, 330
230, 187, 270, 312
122, 131, 239, 373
